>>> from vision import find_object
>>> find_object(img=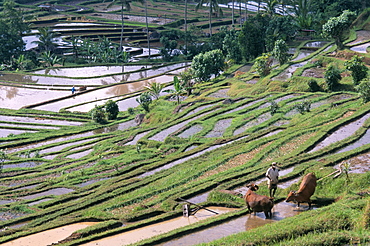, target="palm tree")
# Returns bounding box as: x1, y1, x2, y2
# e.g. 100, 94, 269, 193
263, 0, 278, 16
289, 0, 314, 29
145, 81, 164, 100
195, 0, 223, 36
32, 27, 58, 52
107, 0, 144, 51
